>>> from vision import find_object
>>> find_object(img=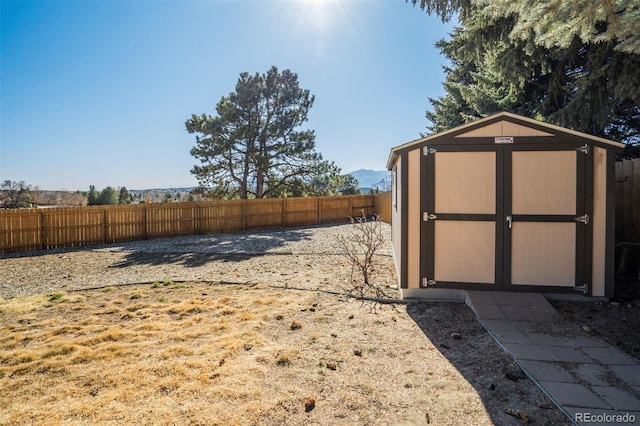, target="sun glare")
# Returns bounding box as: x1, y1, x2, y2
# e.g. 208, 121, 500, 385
287, 0, 352, 60
299, 0, 332, 32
